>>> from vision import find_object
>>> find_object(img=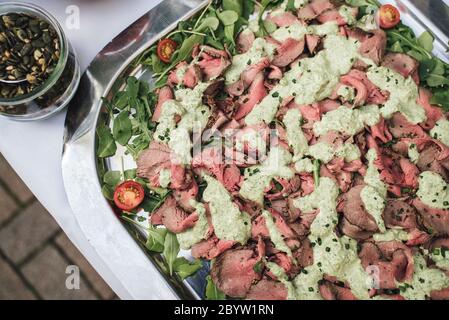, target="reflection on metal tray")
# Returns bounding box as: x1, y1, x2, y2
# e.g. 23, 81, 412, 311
62, 0, 449, 300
